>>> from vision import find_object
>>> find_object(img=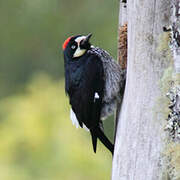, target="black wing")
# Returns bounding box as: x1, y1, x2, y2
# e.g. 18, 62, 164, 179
69, 54, 104, 129
68, 54, 114, 154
